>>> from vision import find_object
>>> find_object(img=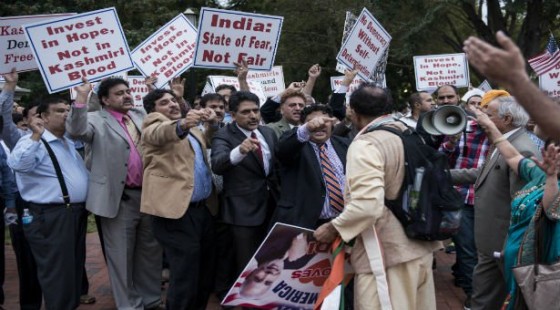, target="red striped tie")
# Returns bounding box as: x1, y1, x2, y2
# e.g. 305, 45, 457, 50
319, 144, 344, 213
